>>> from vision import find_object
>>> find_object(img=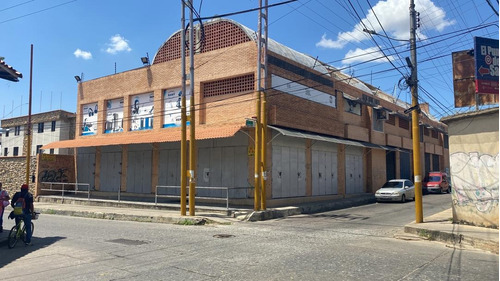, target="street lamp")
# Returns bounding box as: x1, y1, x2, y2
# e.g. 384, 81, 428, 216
362, 29, 410, 42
